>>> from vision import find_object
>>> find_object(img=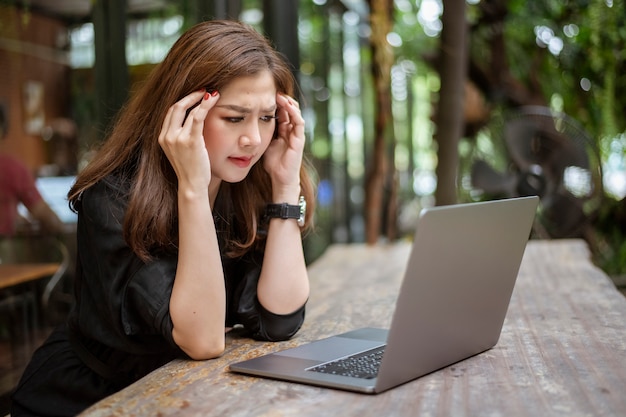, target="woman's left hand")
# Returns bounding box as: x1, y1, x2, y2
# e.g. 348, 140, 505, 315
263, 93, 306, 200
